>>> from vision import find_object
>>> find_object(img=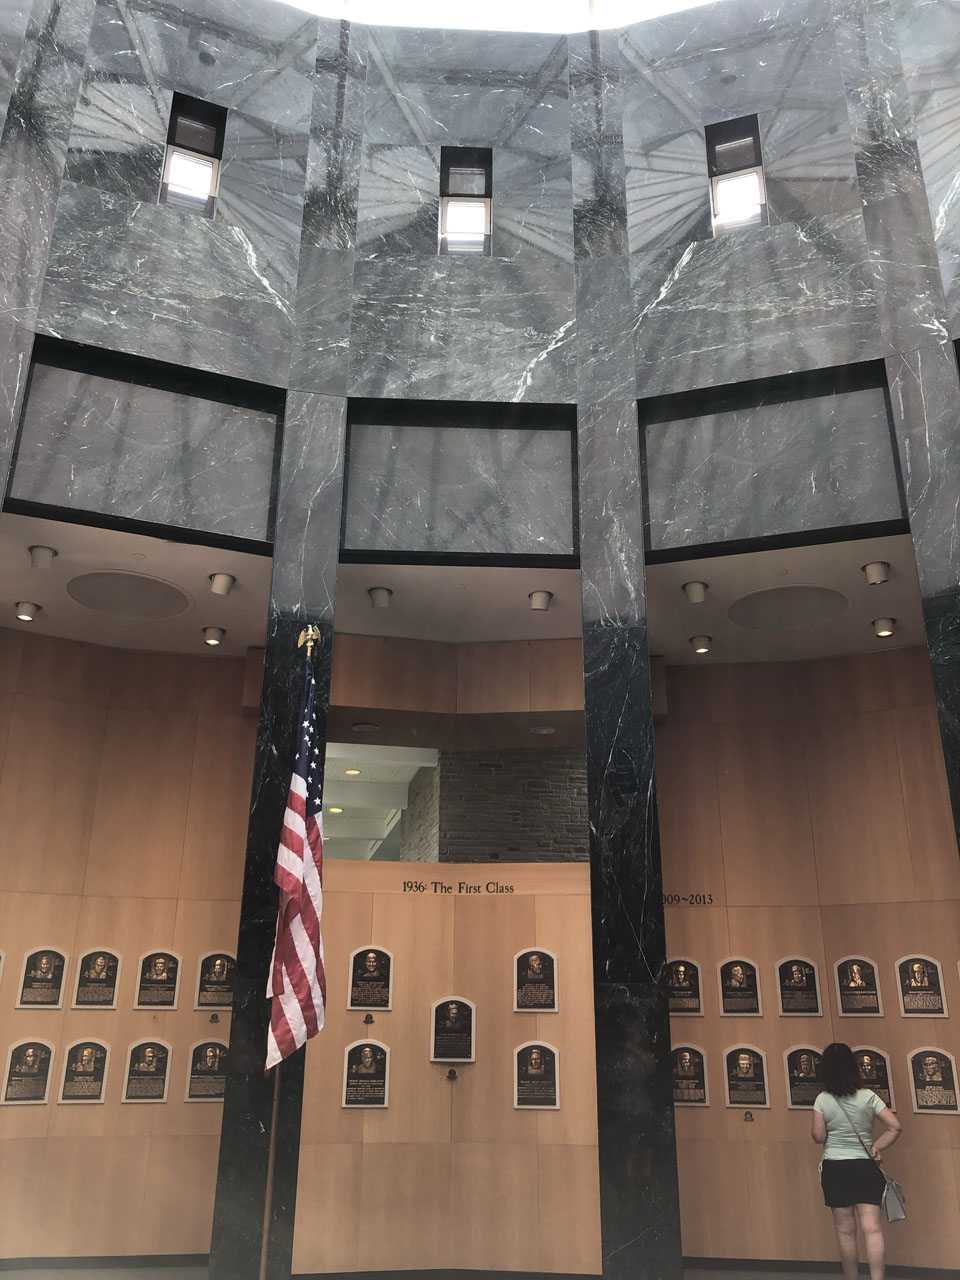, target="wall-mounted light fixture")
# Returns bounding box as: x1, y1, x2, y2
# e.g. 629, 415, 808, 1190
15, 601, 40, 621
689, 635, 712, 655
29, 545, 57, 569
528, 590, 553, 611
682, 581, 708, 604
209, 572, 235, 596
368, 587, 392, 609
862, 561, 890, 586
872, 618, 896, 638
202, 626, 225, 646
